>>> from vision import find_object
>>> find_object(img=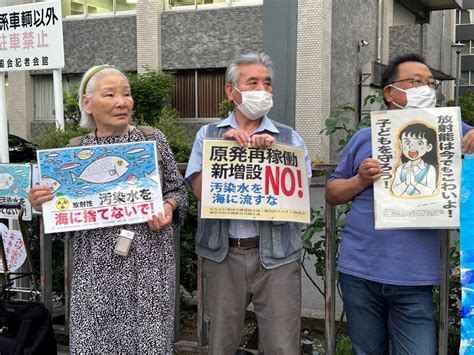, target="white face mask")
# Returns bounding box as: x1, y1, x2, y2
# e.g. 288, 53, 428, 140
234, 87, 273, 120
390, 85, 437, 109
